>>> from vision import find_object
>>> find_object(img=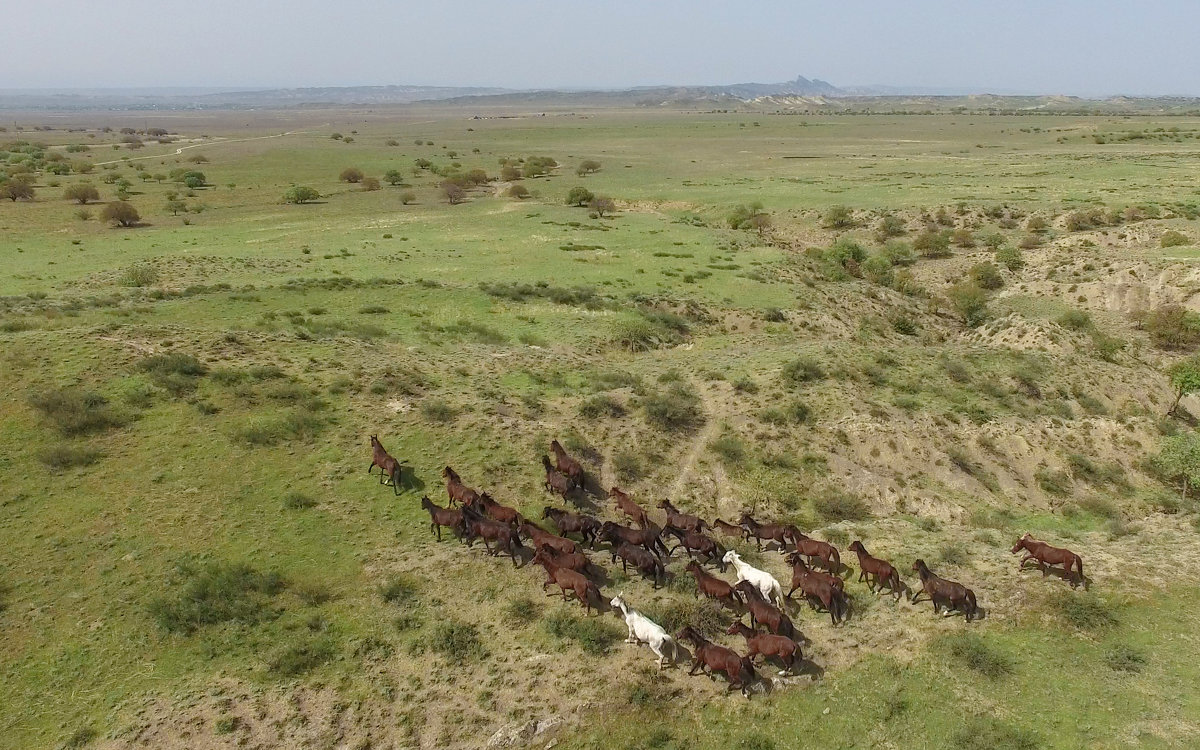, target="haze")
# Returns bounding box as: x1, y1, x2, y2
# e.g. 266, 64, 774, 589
3, 0, 1198, 95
